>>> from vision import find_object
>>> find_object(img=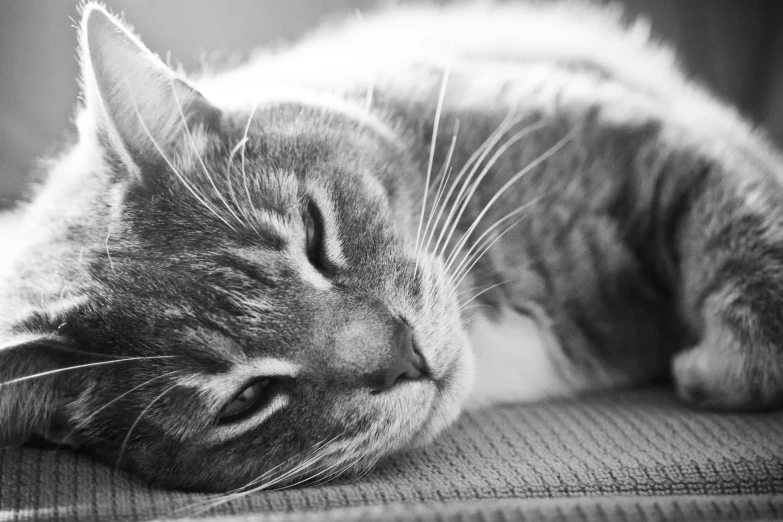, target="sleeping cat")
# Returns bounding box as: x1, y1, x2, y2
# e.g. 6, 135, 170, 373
1, 1, 782, 493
